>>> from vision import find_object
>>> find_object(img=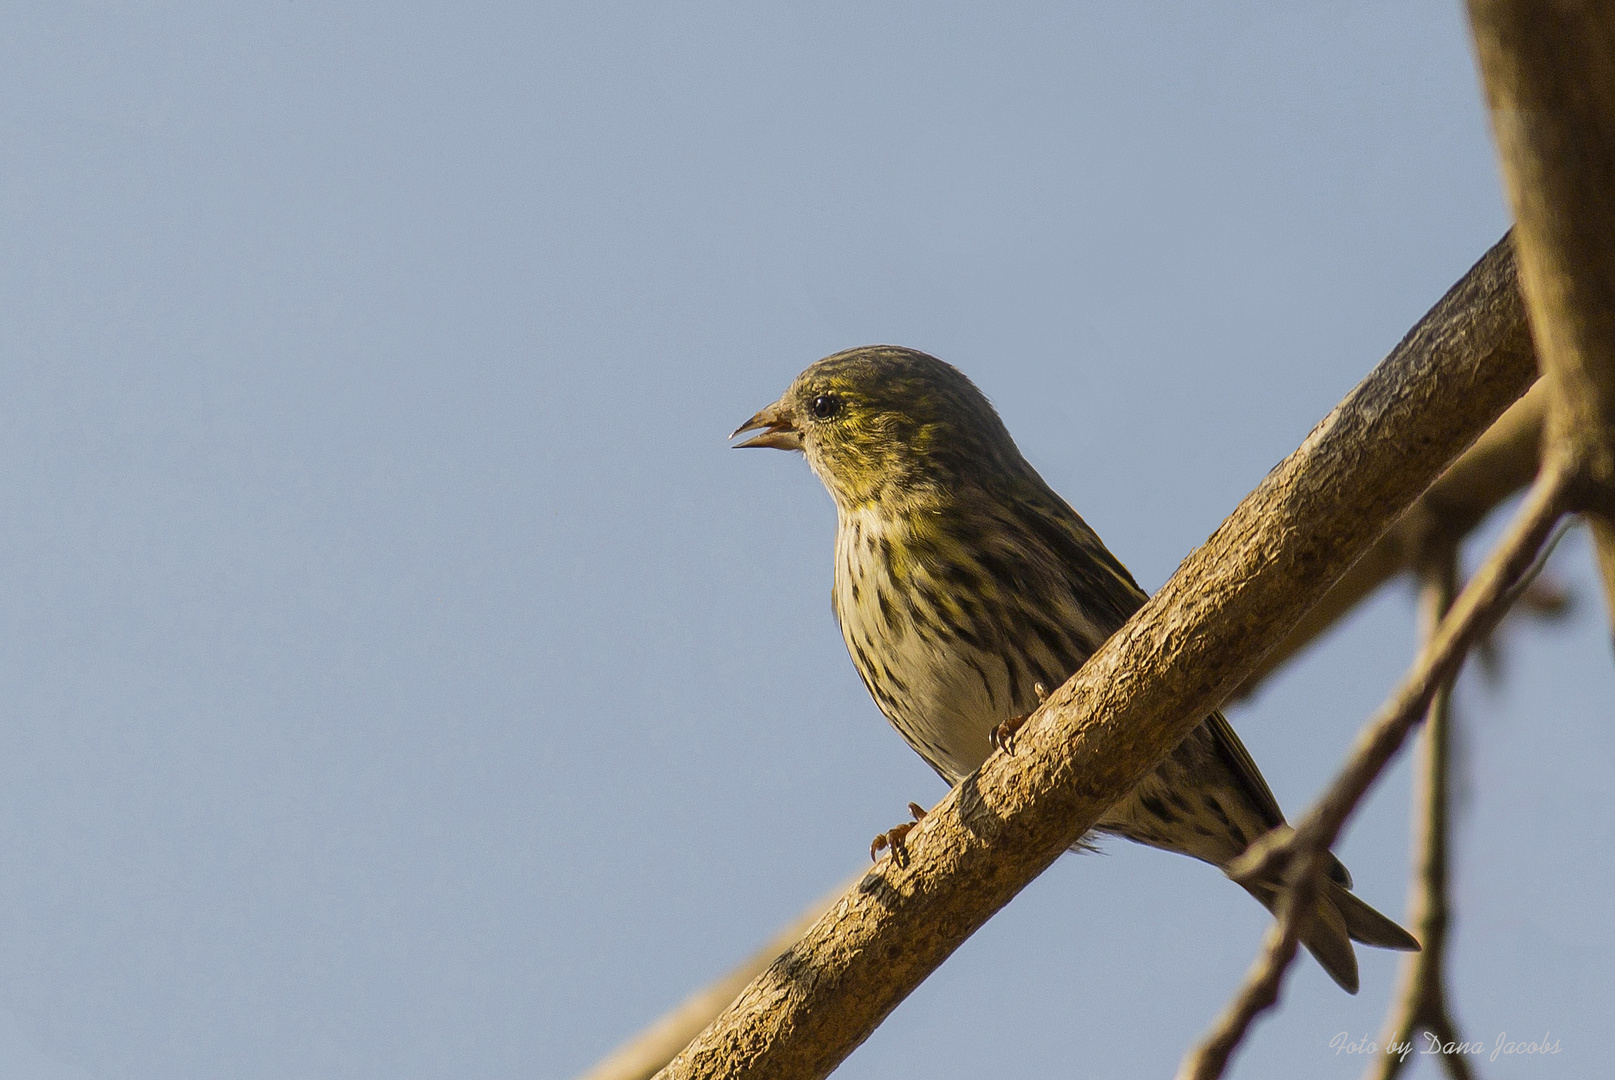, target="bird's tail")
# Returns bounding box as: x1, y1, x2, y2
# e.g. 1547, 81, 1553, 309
1242, 856, 1420, 994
